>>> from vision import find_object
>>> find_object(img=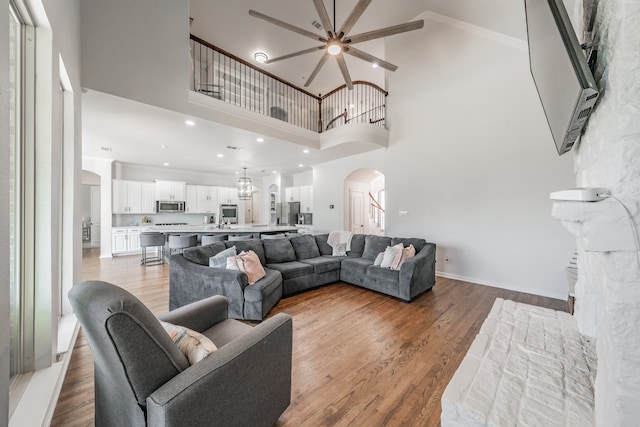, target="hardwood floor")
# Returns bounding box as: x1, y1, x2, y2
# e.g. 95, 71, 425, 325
51, 248, 567, 426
